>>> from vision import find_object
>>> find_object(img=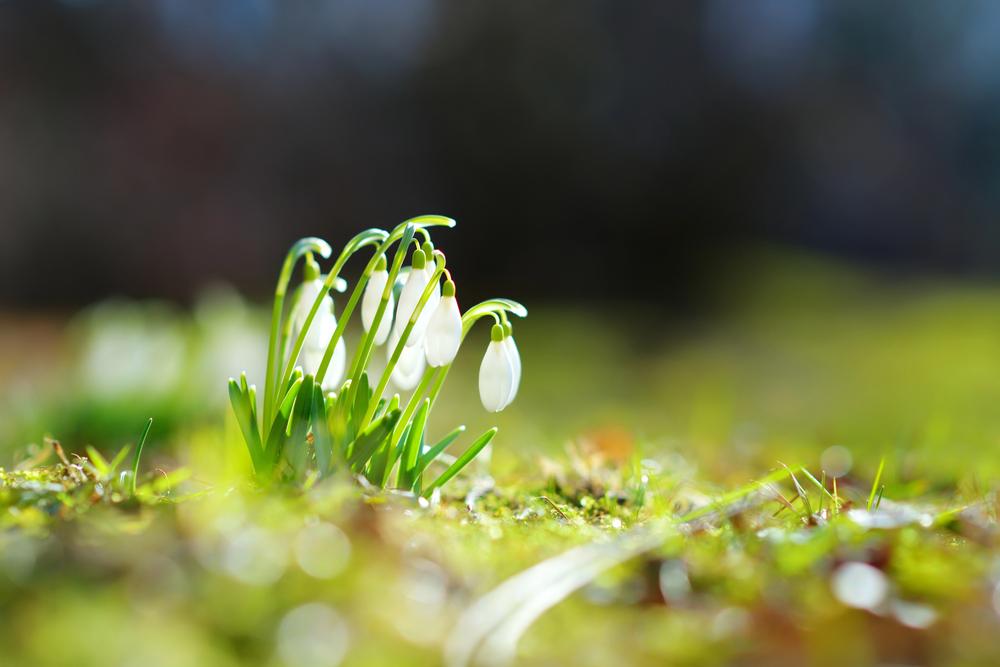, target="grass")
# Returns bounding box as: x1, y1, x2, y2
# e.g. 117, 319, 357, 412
3, 250, 1000, 666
